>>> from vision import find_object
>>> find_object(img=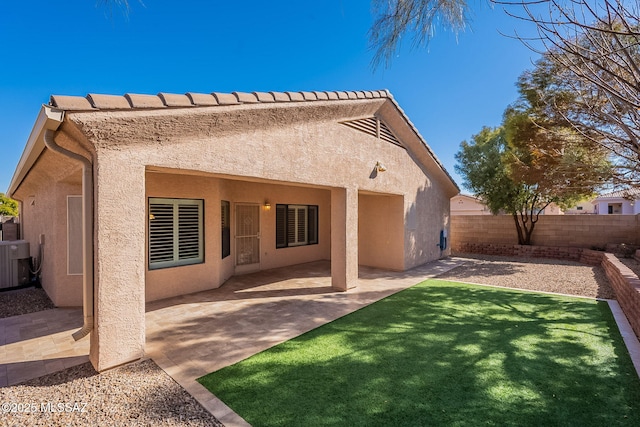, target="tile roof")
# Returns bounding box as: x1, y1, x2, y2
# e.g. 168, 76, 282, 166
49, 89, 392, 111
596, 187, 640, 199
45, 87, 459, 192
